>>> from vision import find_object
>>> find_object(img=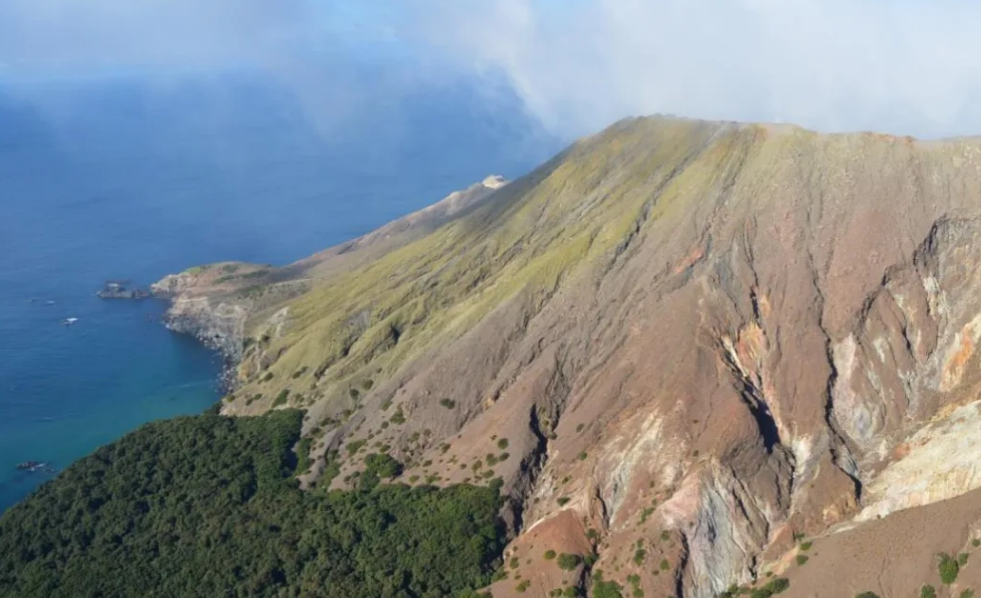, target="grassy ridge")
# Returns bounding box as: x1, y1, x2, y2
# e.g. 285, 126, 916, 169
244, 118, 739, 410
